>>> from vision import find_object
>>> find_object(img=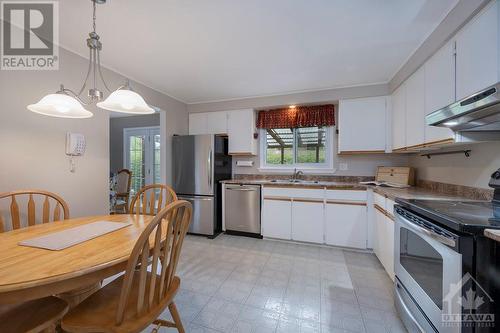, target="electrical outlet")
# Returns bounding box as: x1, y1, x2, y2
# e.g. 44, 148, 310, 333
339, 163, 348, 171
